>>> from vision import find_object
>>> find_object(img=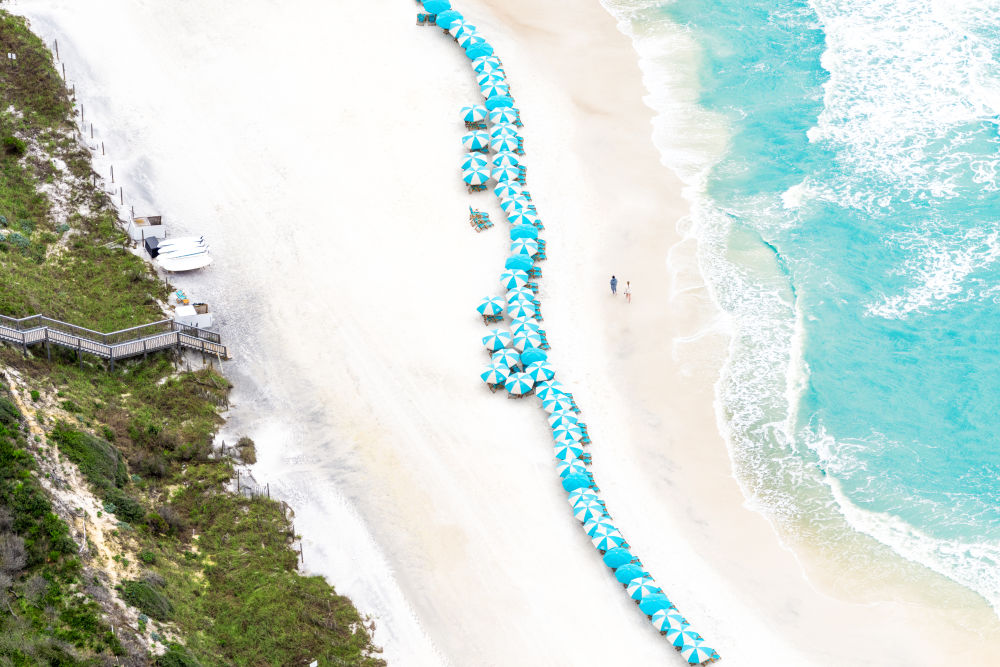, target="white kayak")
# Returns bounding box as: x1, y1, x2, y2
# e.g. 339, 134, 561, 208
157, 243, 209, 258
157, 235, 205, 248
158, 252, 213, 272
